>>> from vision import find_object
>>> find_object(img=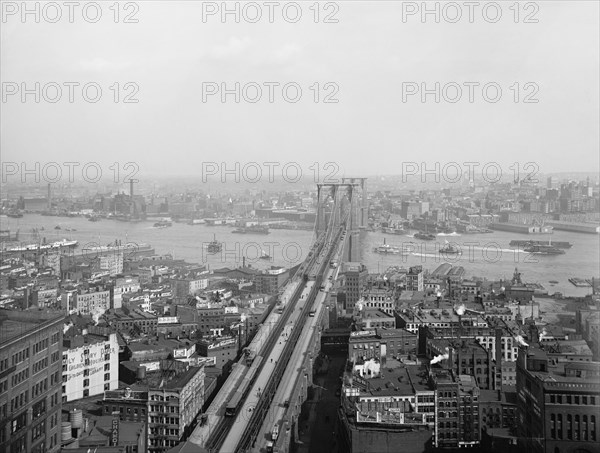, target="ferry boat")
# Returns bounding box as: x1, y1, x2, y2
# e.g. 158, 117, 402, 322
524, 244, 565, 255
373, 238, 402, 254
206, 234, 222, 254
232, 225, 270, 235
